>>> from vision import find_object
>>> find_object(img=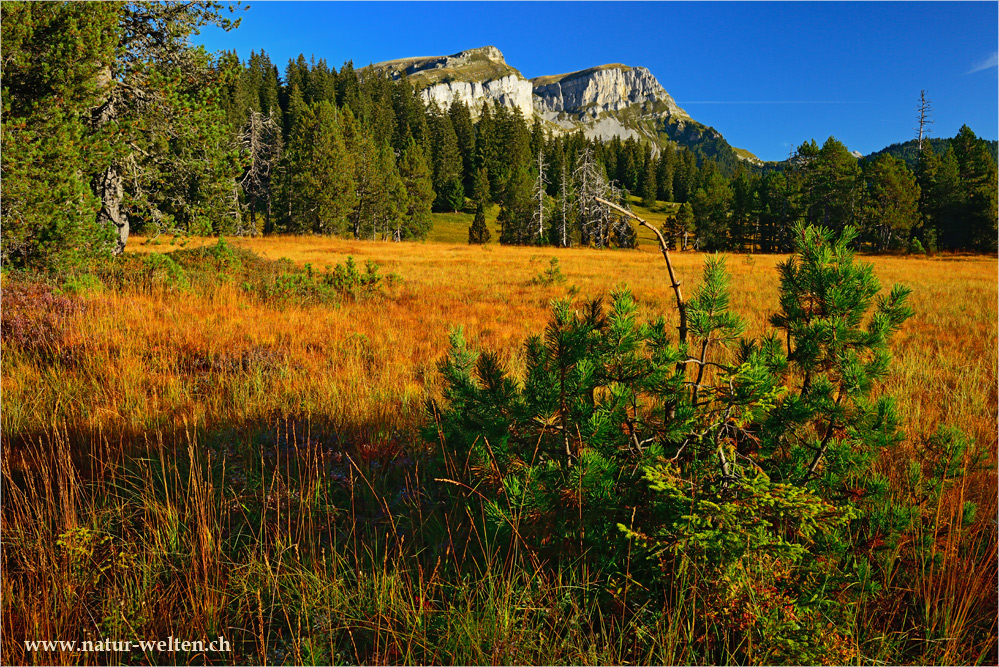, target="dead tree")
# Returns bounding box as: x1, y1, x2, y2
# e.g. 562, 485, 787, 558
915, 90, 934, 157
238, 110, 283, 235
573, 148, 615, 247
595, 196, 687, 344
530, 148, 549, 244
